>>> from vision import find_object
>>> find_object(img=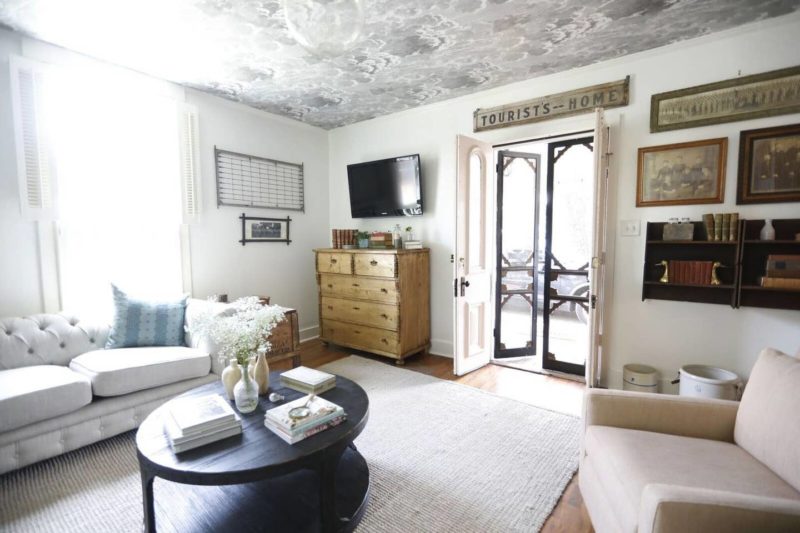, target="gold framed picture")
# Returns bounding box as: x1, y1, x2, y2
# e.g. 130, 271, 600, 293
737, 123, 800, 204
636, 138, 727, 207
